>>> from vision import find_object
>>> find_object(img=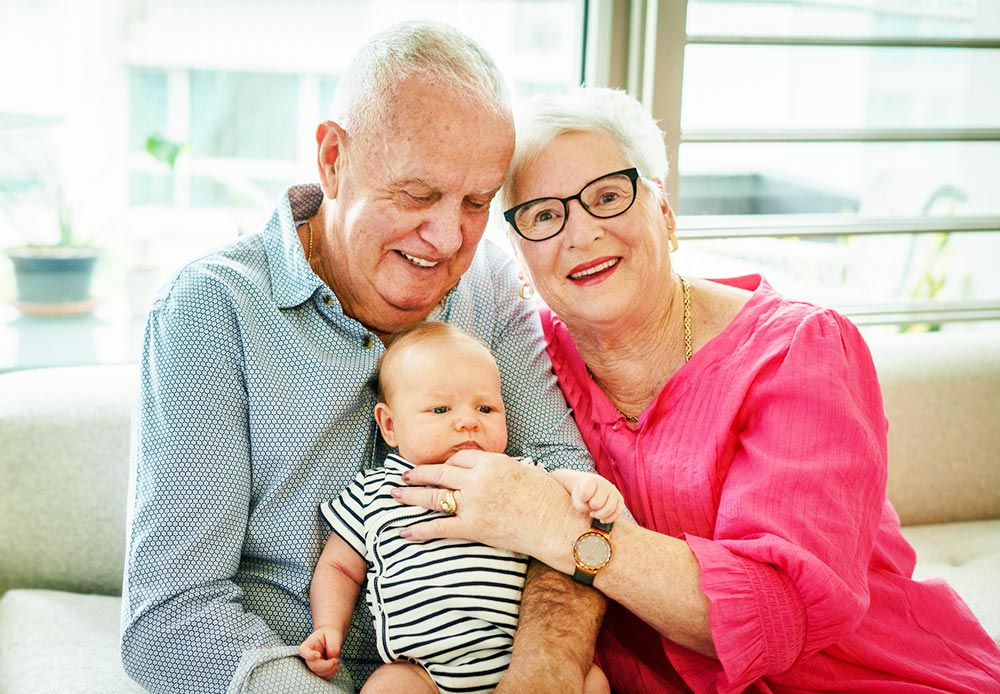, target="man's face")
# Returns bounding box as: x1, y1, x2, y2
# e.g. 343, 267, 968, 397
323, 79, 514, 336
